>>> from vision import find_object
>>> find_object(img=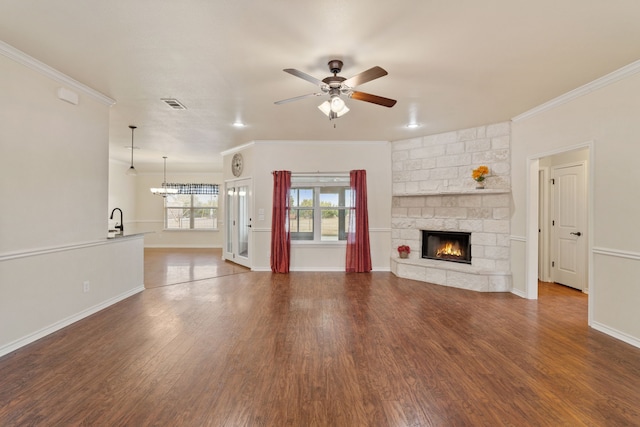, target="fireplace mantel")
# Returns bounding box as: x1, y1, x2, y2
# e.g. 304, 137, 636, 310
393, 189, 510, 197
